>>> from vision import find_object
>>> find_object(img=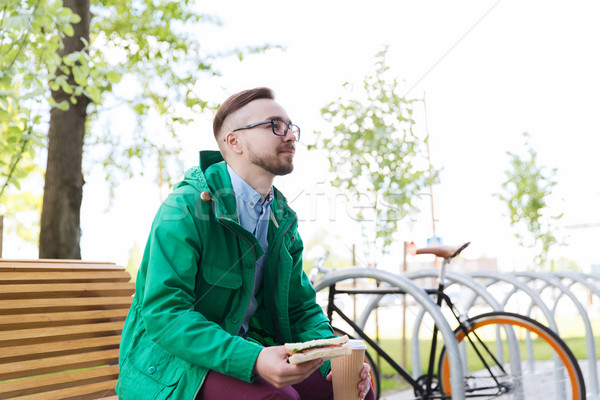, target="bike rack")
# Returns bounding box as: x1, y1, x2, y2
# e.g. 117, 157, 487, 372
515, 271, 599, 397
555, 271, 600, 398
467, 271, 559, 332
354, 269, 506, 380
584, 272, 600, 287
313, 267, 466, 400
346, 269, 526, 399
467, 271, 577, 397
312, 263, 600, 399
